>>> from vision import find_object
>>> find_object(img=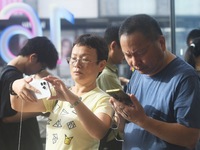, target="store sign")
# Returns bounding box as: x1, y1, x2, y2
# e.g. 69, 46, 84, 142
0, 2, 74, 63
